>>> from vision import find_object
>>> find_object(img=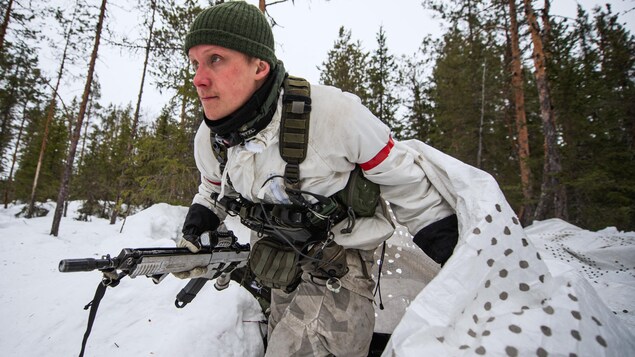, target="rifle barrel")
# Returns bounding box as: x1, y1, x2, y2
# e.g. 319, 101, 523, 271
58, 258, 114, 272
